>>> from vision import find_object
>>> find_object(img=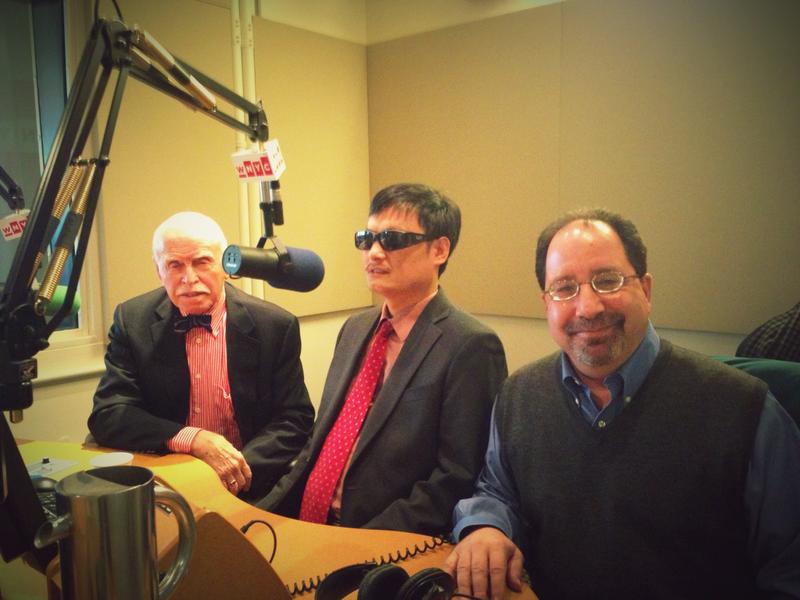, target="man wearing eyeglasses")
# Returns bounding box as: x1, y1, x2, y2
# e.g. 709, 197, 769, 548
445, 209, 800, 600
258, 183, 508, 535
